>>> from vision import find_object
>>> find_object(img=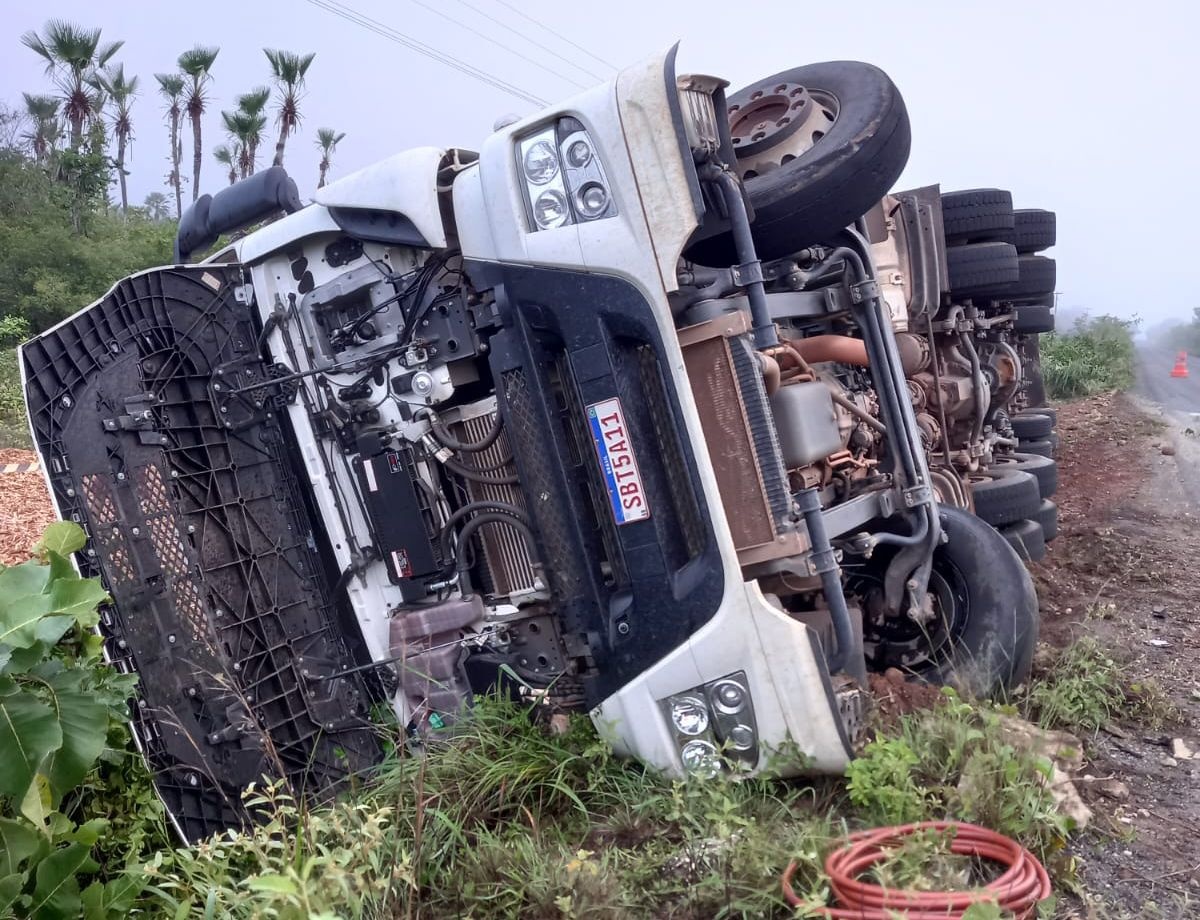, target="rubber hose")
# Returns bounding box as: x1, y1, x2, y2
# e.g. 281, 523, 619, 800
781, 821, 1051, 919
439, 501, 529, 562
453, 512, 538, 597
421, 408, 504, 453
444, 455, 519, 485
